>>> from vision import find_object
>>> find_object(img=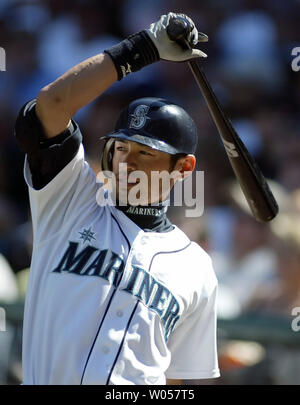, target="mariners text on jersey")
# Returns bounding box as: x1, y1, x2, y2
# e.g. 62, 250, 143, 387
52, 241, 180, 341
